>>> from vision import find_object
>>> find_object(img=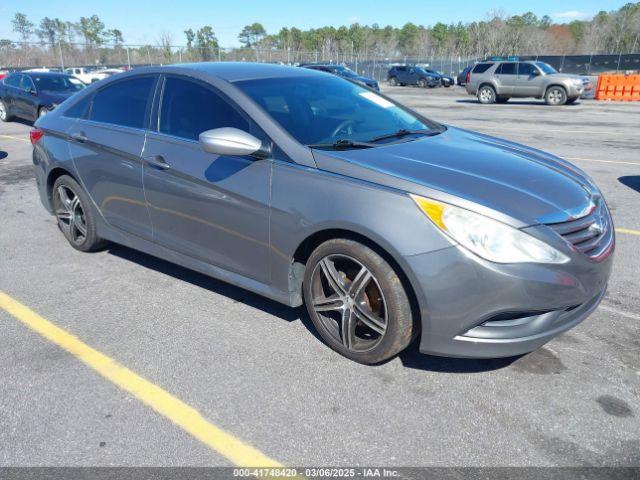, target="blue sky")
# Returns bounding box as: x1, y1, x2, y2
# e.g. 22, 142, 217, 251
0, 0, 628, 47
